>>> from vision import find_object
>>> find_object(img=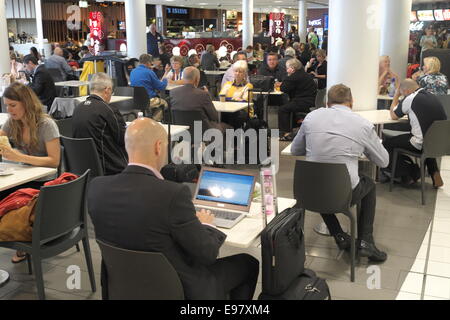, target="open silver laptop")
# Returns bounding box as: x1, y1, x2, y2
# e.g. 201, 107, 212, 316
193, 167, 257, 229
